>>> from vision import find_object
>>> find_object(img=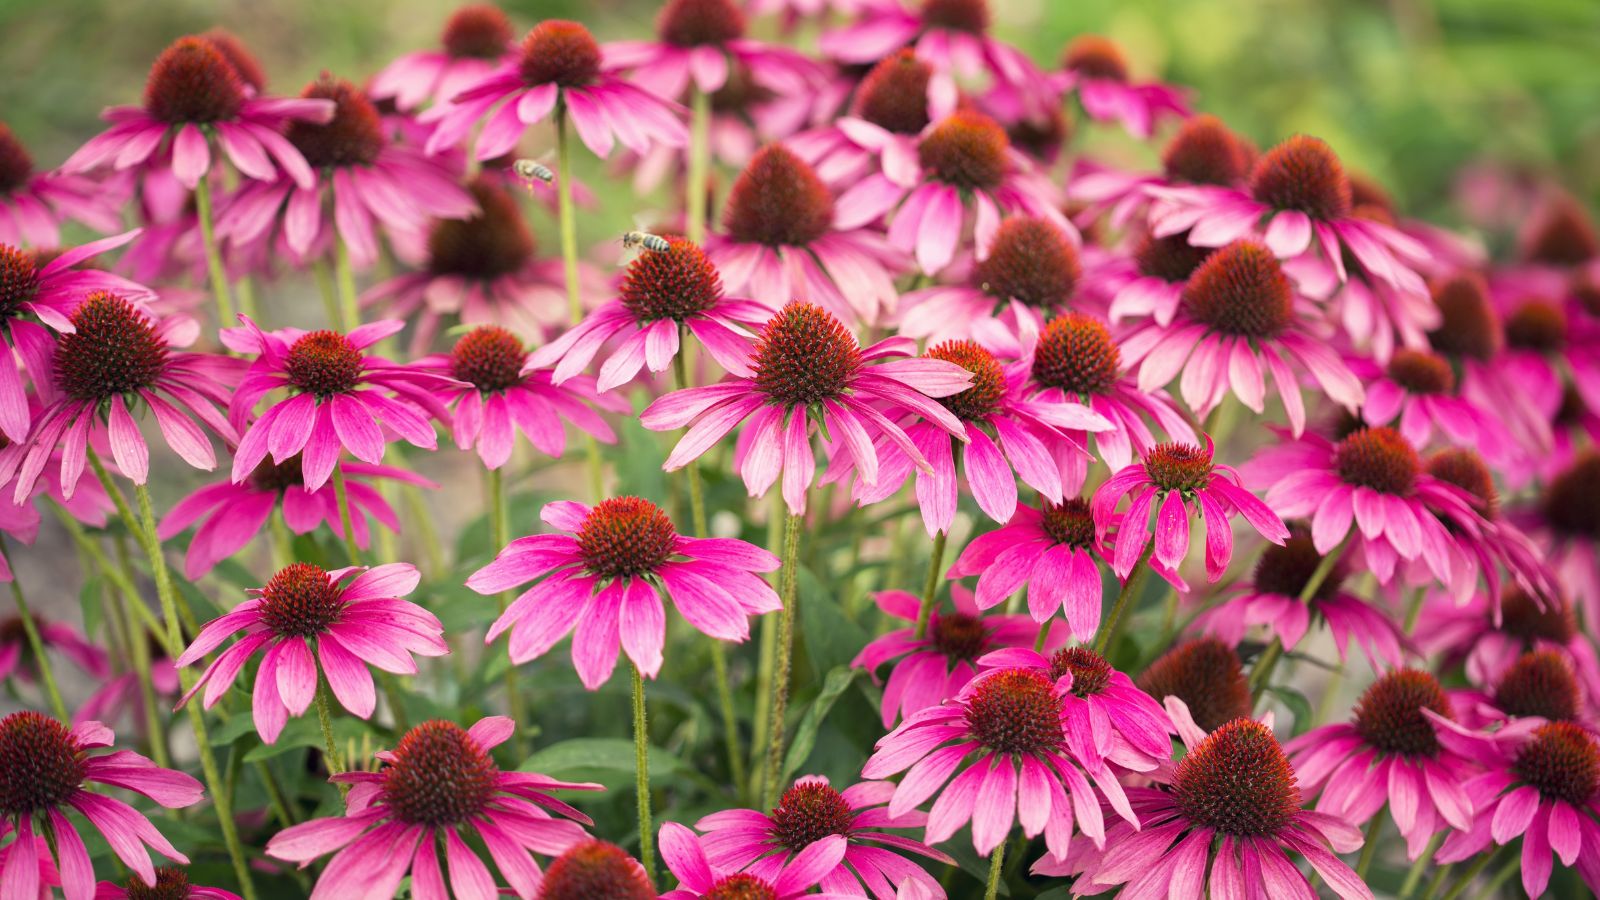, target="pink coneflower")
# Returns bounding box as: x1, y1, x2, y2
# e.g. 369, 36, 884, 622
975, 646, 1172, 774
266, 717, 599, 899
853, 584, 1062, 728
539, 840, 656, 899
1524, 451, 1600, 621
0, 615, 108, 686
841, 339, 1110, 535
790, 50, 953, 193
0, 712, 203, 898
863, 665, 1135, 859
528, 237, 771, 391
1137, 637, 1253, 732
95, 868, 241, 900
1472, 649, 1587, 724
62, 36, 333, 190
946, 500, 1109, 637
467, 497, 780, 688
1054, 35, 1190, 138
641, 302, 971, 515
1092, 437, 1289, 582
1419, 588, 1600, 715
1418, 448, 1560, 612
175, 562, 447, 743
226, 317, 457, 492
1357, 348, 1506, 457
1192, 526, 1405, 669
0, 292, 239, 504
76, 656, 180, 734
1039, 709, 1371, 900
659, 821, 846, 899
605, 0, 821, 105
1286, 215, 1443, 364
1286, 669, 1477, 859
694, 776, 953, 897
0, 124, 121, 247
159, 456, 436, 579
1070, 114, 1255, 238
1430, 719, 1600, 897
1097, 231, 1217, 328
0, 232, 157, 443
834, 110, 1070, 275
708, 144, 905, 326
424, 19, 686, 160
370, 5, 517, 112
415, 326, 626, 469
1117, 239, 1365, 435
217, 74, 474, 269
0, 820, 54, 896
